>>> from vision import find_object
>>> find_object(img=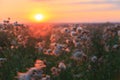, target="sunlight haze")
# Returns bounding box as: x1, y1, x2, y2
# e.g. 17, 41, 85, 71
0, 0, 120, 23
